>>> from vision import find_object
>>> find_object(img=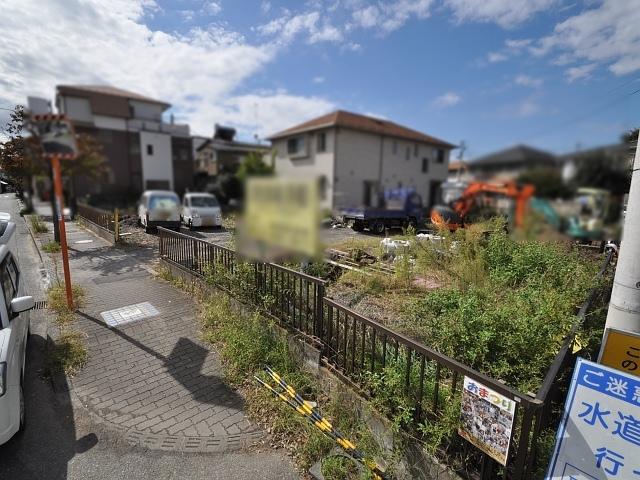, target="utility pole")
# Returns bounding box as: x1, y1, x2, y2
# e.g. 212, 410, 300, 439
604, 139, 640, 332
